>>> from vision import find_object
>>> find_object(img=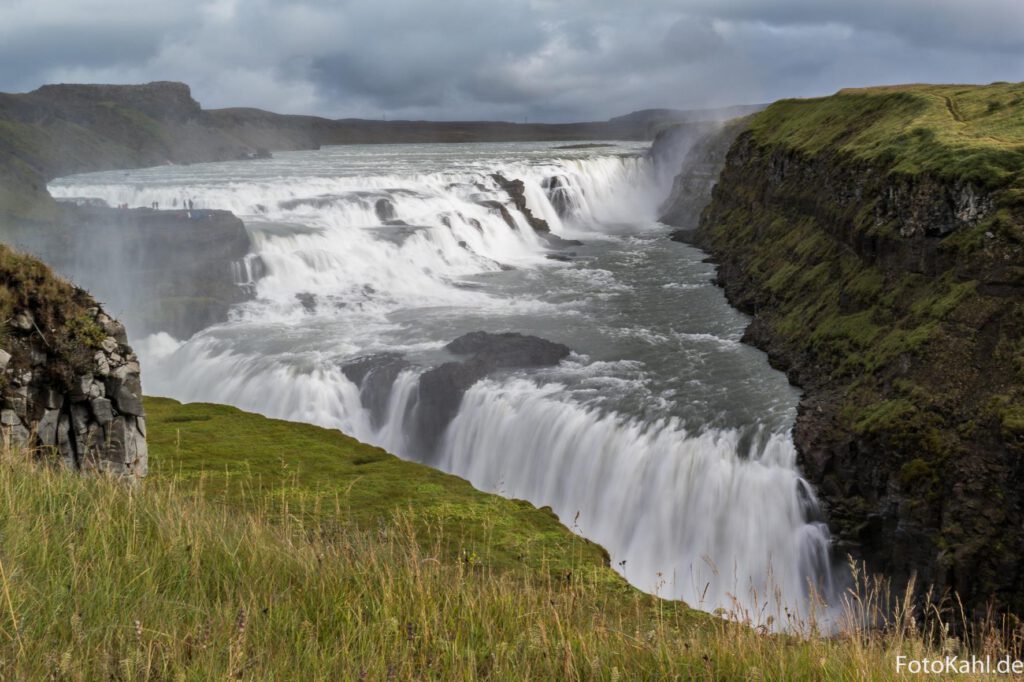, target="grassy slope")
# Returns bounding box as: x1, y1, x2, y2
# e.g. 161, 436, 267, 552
696, 82, 1024, 606
144, 397, 613, 578
751, 83, 1024, 189
0, 396, 995, 679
